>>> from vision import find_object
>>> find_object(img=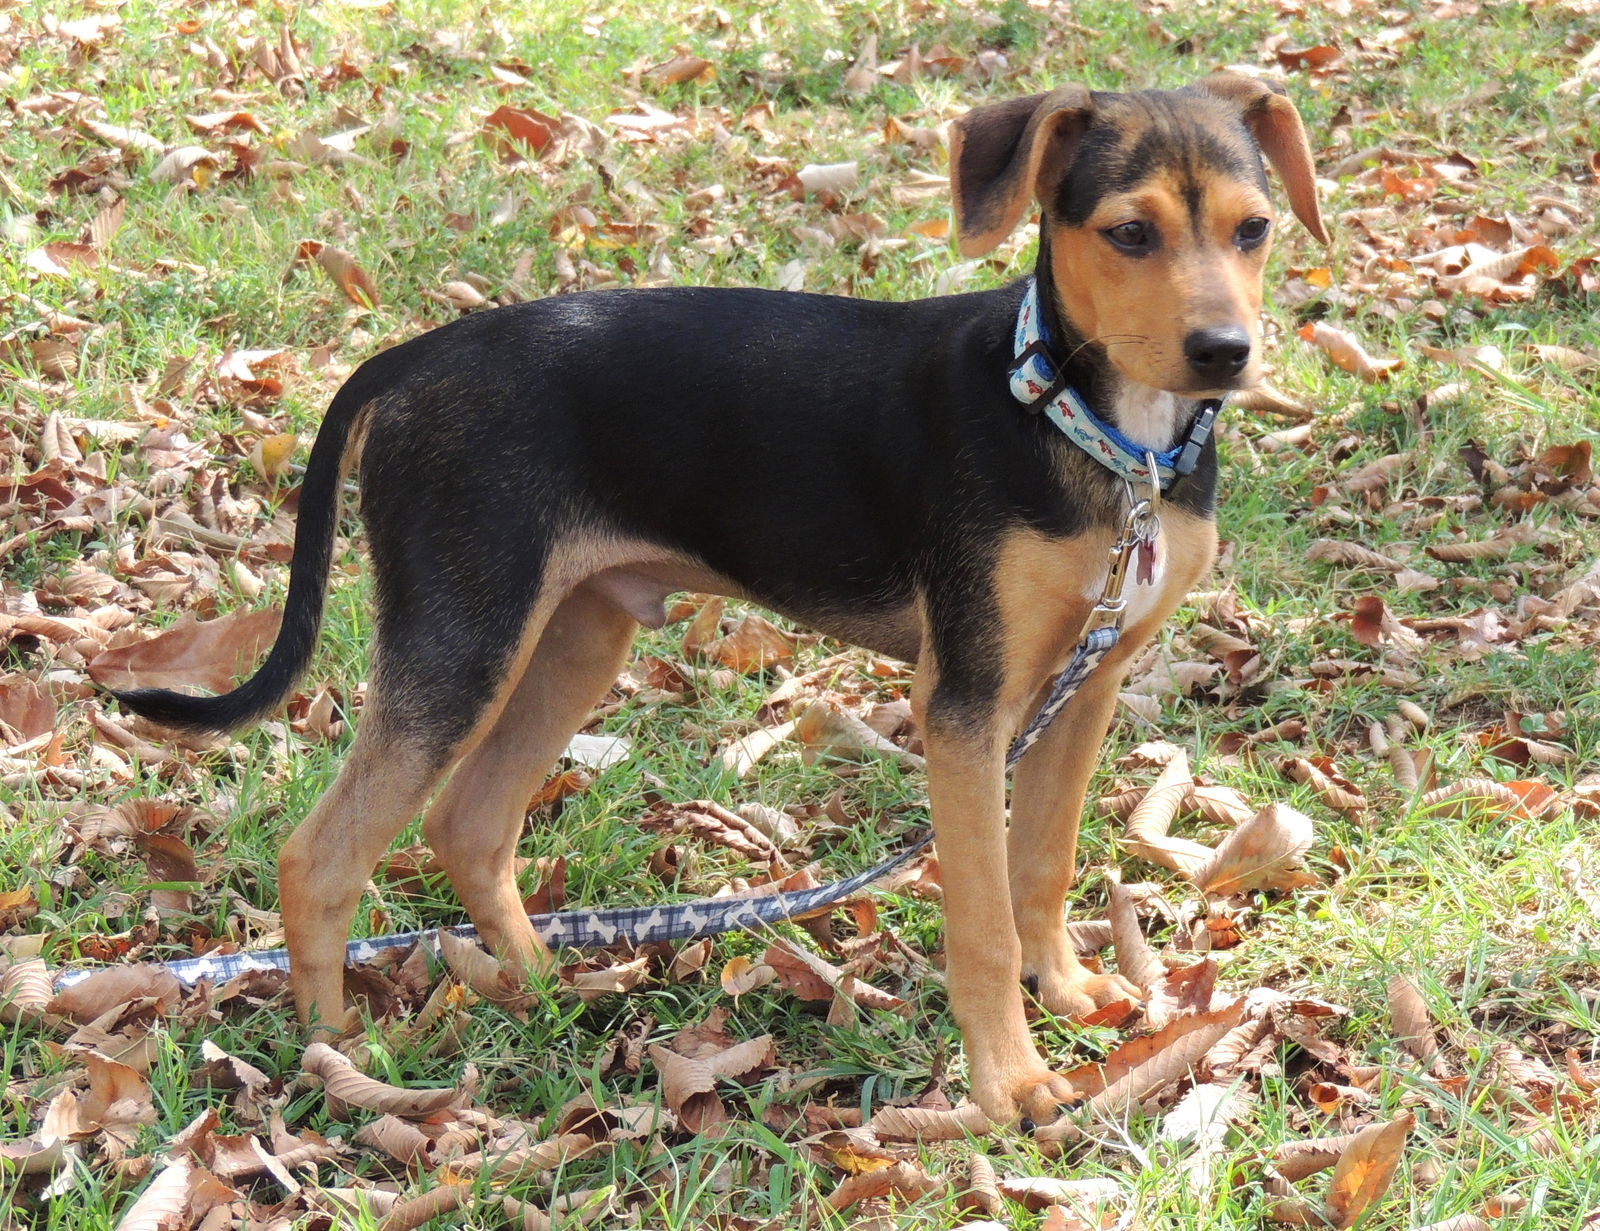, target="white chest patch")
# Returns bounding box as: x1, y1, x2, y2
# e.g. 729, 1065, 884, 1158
1112, 381, 1183, 453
